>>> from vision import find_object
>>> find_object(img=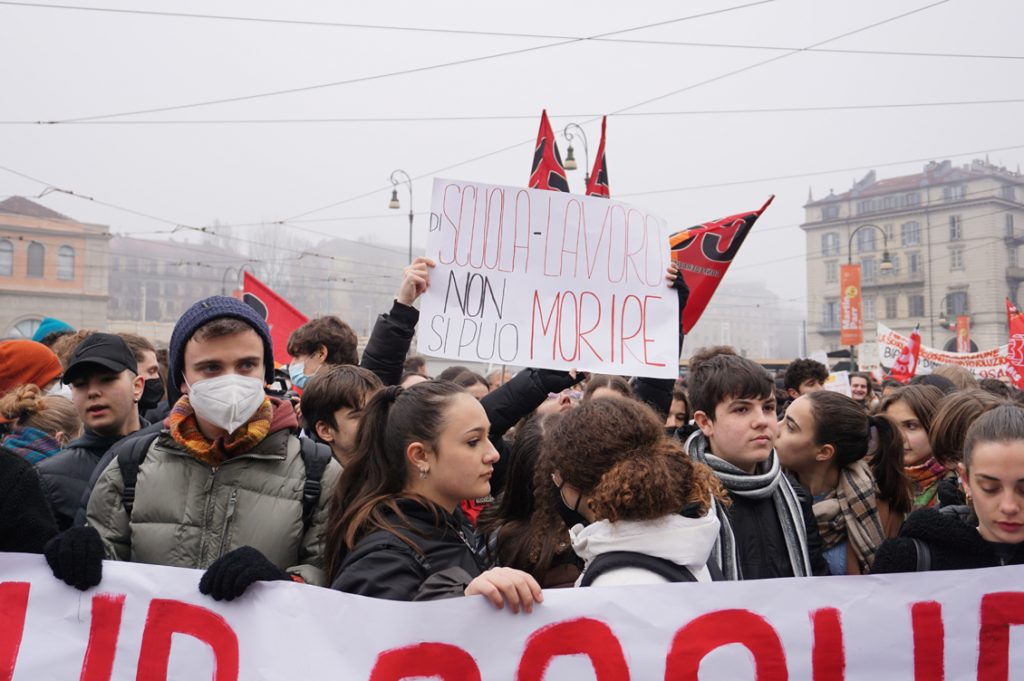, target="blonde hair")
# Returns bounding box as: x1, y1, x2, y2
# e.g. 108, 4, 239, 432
0, 384, 82, 441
